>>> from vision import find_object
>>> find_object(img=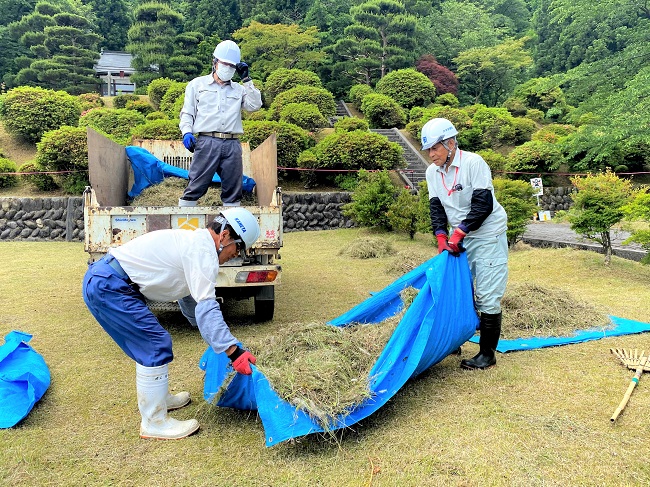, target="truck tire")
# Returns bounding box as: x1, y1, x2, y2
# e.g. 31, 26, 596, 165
254, 286, 275, 322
